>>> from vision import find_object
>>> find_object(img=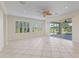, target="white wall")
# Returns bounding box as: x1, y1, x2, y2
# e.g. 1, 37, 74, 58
72, 14, 79, 56
7, 15, 45, 40
0, 2, 8, 46
0, 6, 4, 51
